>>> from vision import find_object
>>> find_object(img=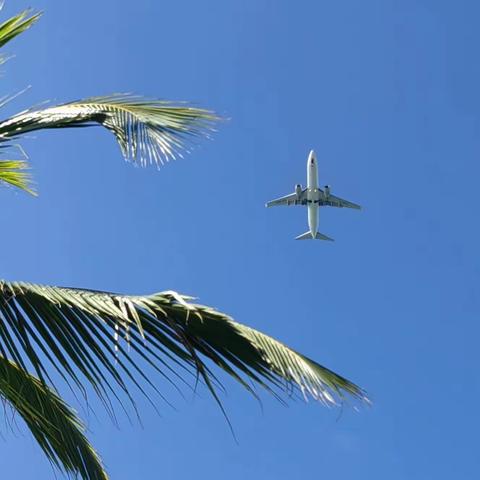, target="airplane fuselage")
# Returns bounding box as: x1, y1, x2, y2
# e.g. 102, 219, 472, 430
307, 151, 319, 238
